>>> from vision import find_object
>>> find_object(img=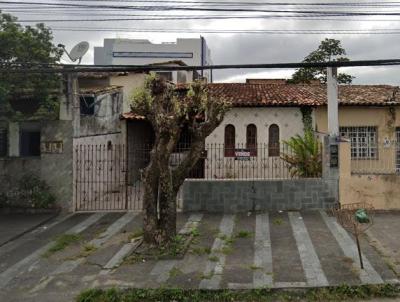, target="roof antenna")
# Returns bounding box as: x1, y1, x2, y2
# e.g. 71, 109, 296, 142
58, 41, 89, 65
